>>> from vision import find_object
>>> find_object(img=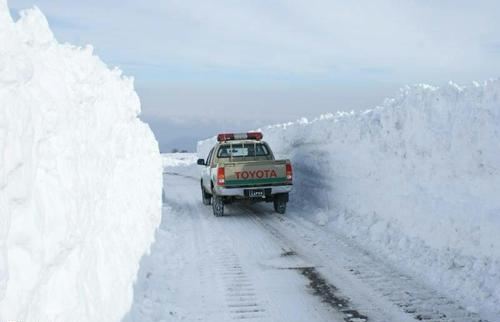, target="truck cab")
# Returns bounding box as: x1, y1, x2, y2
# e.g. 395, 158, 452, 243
197, 132, 293, 217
